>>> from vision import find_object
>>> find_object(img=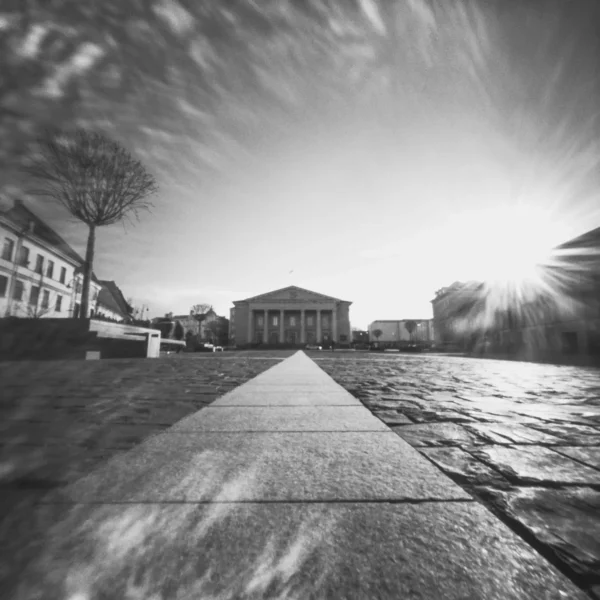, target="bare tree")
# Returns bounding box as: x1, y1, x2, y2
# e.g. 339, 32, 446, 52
24, 129, 158, 319
25, 303, 52, 319
191, 303, 212, 316
372, 329, 383, 341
